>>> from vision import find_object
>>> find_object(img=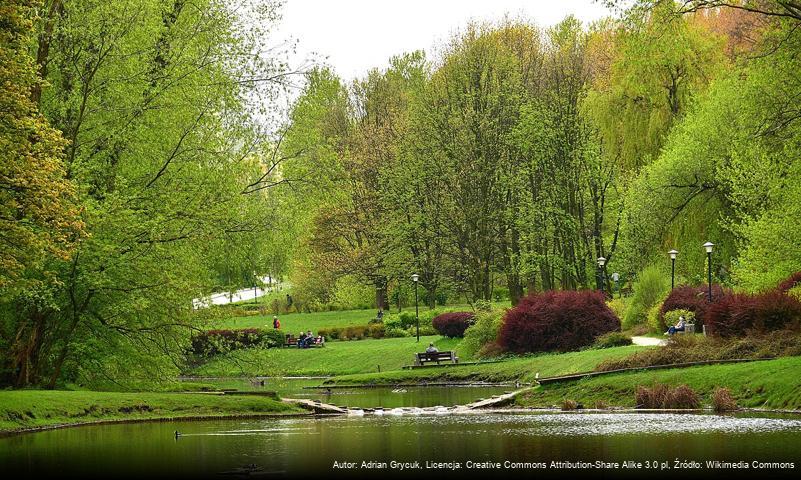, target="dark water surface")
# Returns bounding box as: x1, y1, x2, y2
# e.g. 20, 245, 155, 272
2, 412, 800, 479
